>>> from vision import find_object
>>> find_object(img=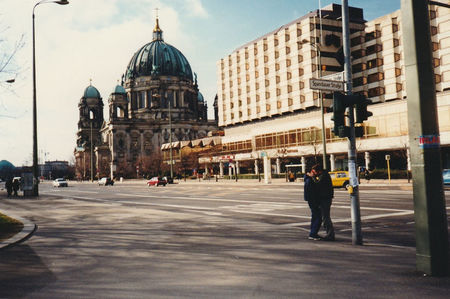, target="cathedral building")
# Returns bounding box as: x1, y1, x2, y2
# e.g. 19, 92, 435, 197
74, 19, 217, 179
